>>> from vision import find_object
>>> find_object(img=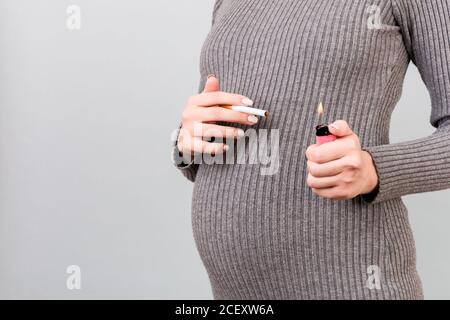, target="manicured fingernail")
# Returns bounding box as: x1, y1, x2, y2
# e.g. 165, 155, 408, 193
248, 115, 258, 124
330, 124, 339, 130
242, 98, 254, 106
224, 145, 230, 151
207, 74, 216, 79
237, 129, 245, 137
